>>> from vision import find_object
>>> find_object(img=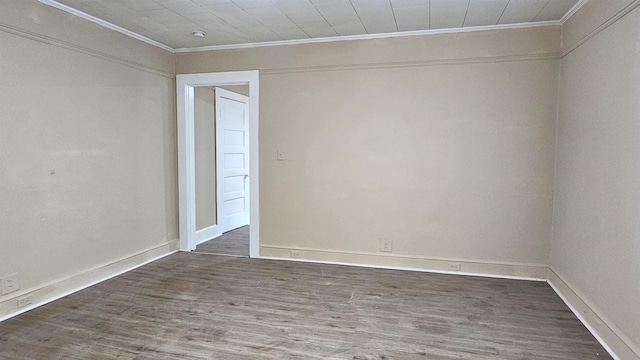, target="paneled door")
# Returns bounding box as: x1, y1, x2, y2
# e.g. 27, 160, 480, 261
215, 88, 250, 233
